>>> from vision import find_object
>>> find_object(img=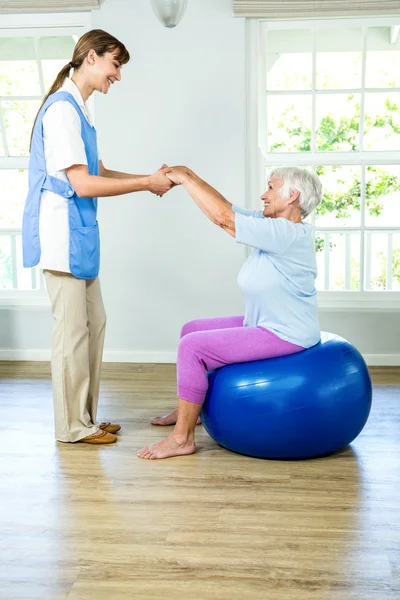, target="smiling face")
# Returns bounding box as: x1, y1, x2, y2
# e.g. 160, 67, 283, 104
261, 176, 289, 218
89, 50, 122, 94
